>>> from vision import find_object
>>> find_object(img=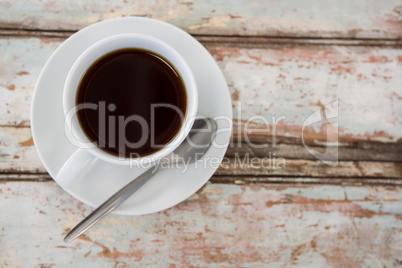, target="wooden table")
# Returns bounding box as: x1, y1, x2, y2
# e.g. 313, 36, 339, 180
1, 1, 401, 266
